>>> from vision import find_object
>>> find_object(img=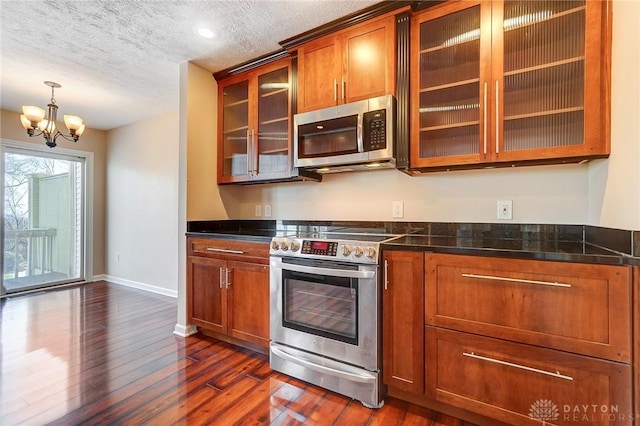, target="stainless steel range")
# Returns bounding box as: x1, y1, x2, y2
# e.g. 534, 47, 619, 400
269, 230, 401, 408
